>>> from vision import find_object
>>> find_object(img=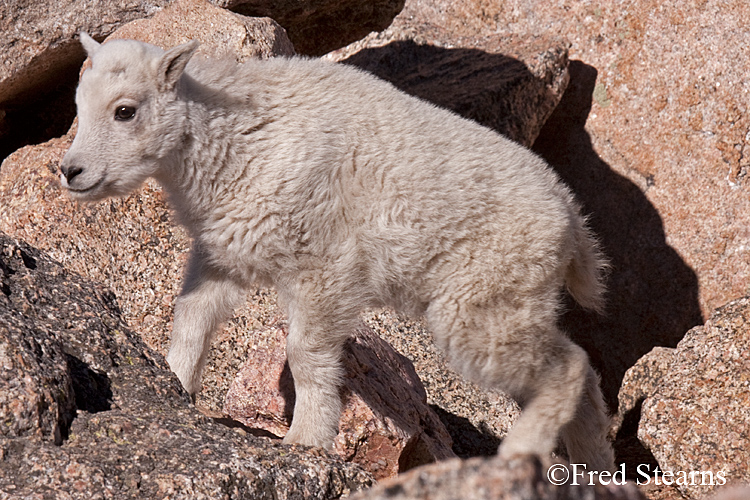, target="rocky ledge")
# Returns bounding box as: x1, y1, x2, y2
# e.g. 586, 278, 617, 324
0, 233, 373, 499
